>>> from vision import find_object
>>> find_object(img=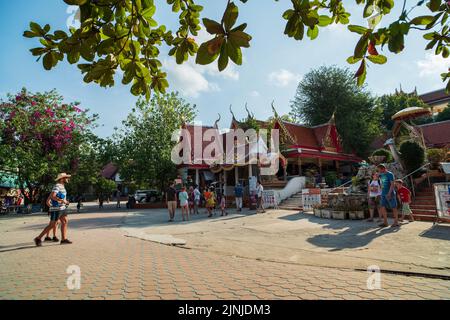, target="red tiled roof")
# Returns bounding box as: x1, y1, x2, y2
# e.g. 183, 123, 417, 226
418, 120, 450, 148
312, 124, 329, 147
370, 133, 390, 151
419, 89, 450, 105
280, 121, 320, 148
101, 163, 118, 179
